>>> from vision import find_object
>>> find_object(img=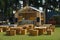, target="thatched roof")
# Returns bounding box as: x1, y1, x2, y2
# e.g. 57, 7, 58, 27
17, 6, 43, 13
